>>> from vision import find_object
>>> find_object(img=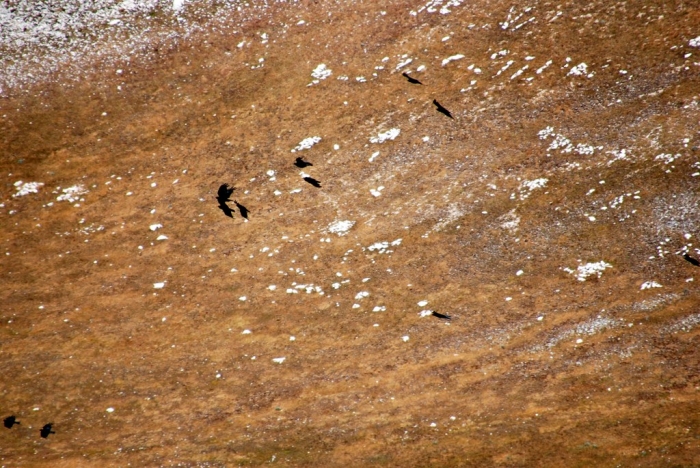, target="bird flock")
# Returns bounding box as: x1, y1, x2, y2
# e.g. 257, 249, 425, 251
209, 73, 459, 322
2, 74, 458, 444
3, 415, 54, 439
210, 73, 456, 319
10, 59, 697, 447
215, 71, 453, 221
